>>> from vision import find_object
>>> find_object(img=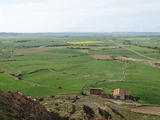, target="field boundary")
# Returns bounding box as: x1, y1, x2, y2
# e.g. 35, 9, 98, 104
92, 54, 160, 68
109, 40, 154, 60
